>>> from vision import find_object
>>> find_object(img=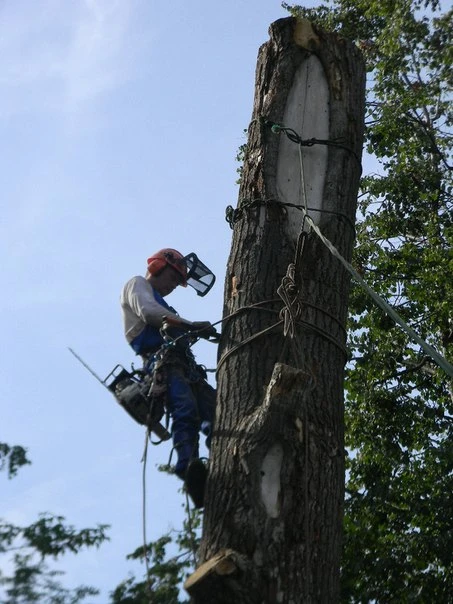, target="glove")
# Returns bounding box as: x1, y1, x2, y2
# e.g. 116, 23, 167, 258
190, 321, 218, 338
